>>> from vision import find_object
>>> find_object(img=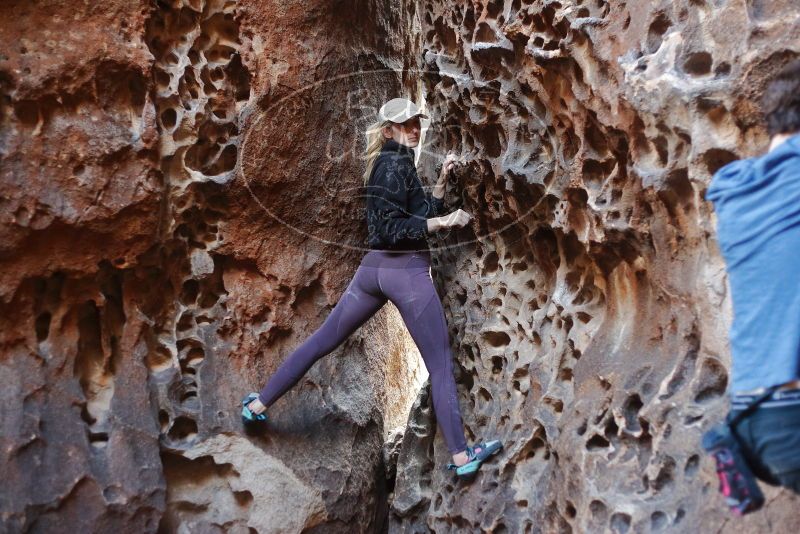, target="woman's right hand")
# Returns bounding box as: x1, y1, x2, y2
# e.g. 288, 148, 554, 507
433, 209, 472, 230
